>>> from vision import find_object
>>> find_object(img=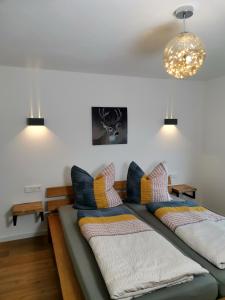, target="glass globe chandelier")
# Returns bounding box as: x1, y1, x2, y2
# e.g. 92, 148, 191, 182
164, 6, 206, 79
